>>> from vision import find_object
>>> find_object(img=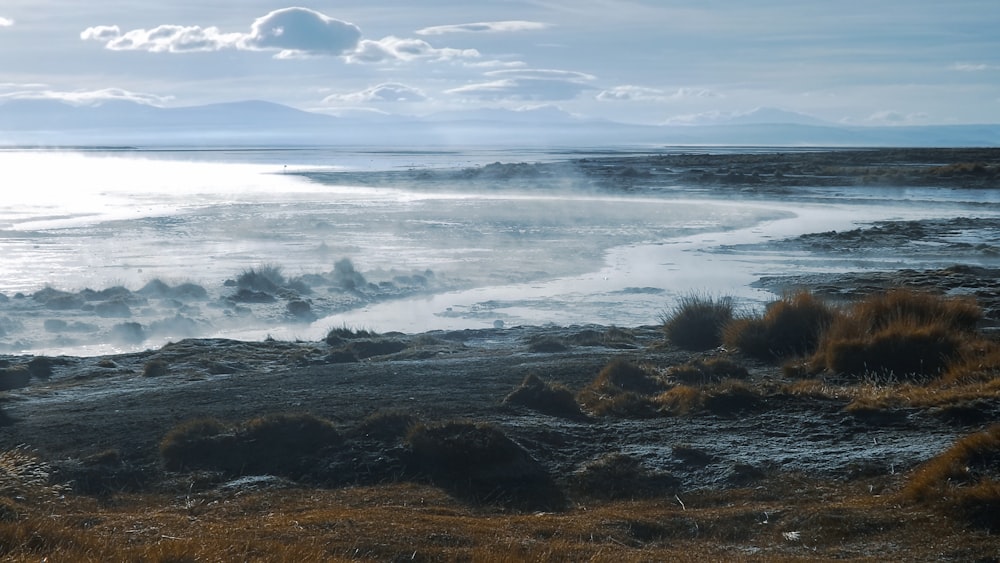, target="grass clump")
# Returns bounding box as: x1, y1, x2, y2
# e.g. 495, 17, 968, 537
577, 359, 664, 417
405, 420, 565, 510
903, 424, 1000, 531
159, 413, 342, 479
569, 453, 680, 500
723, 290, 836, 361
236, 264, 286, 293
503, 374, 584, 419
814, 289, 980, 380
142, 359, 170, 377
662, 294, 734, 351
667, 357, 749, 385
